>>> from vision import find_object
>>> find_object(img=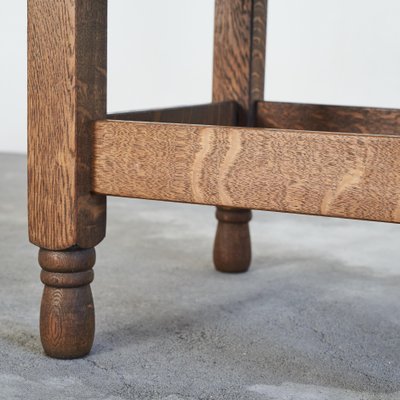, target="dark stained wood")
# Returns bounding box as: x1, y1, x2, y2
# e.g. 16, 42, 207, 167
41, 270, 94, 288
214, 209, 252, 273
213, 0, 267, 125
257, 101, 400, 135
213, 0, 252, 123
28, 0, 106, 360
38, 247, 96, 273
107, 102, 238, 126
28, 0, 107, 250
249, 0, 268, 122
39, 248, 96, 359
212, 0, 267, 273
93, 120, 400, 224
